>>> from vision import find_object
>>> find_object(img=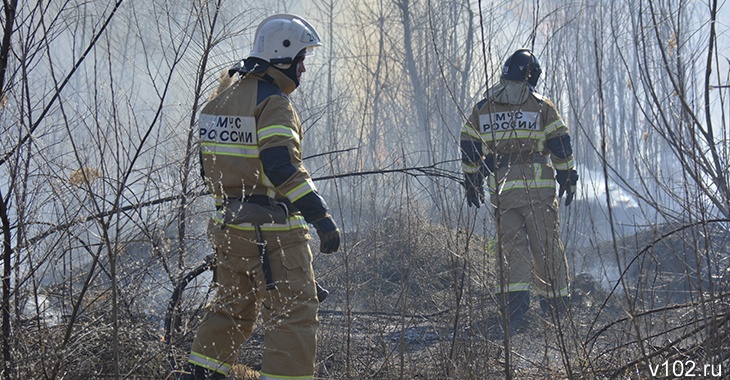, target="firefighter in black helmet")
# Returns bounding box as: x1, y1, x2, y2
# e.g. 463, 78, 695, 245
460, 48, 577, 336
502, 48, 542, 86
